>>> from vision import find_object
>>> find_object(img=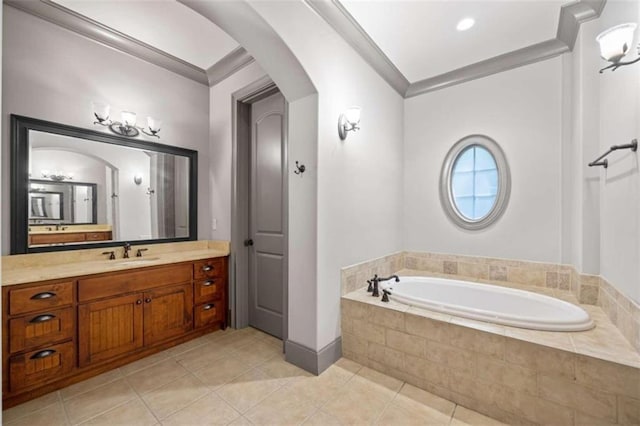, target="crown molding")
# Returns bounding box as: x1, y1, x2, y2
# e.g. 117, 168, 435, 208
310, 0, 607, 98
206, 46, 255, 87
5, 0, 210, 86
305, 0, 409, 96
